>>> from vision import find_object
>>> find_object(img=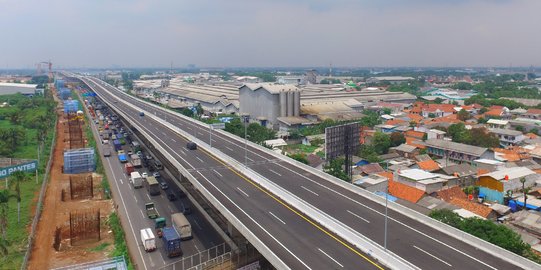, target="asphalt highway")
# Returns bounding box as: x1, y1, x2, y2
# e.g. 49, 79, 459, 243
82, 76, 521, 270
83, 77, 388, 270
